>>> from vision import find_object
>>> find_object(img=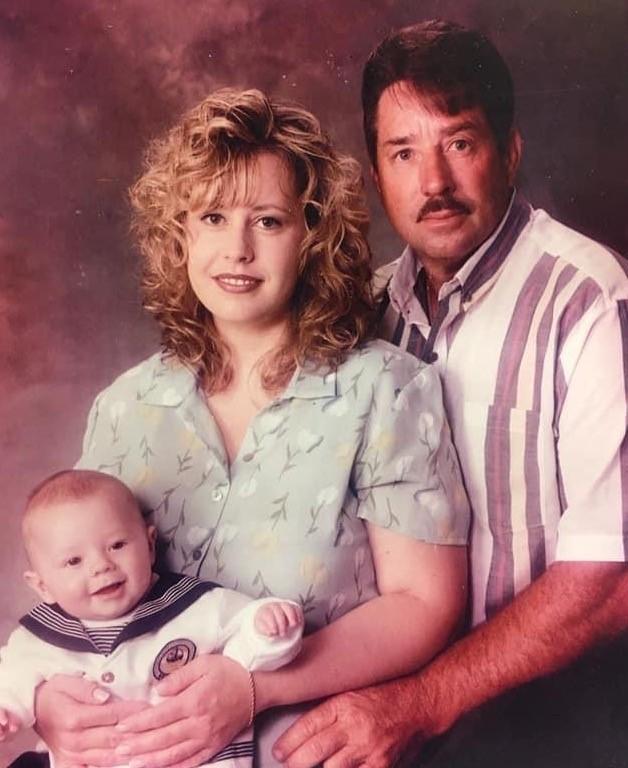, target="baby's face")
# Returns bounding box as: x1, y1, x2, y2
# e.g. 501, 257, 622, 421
25, 490, 156, 620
